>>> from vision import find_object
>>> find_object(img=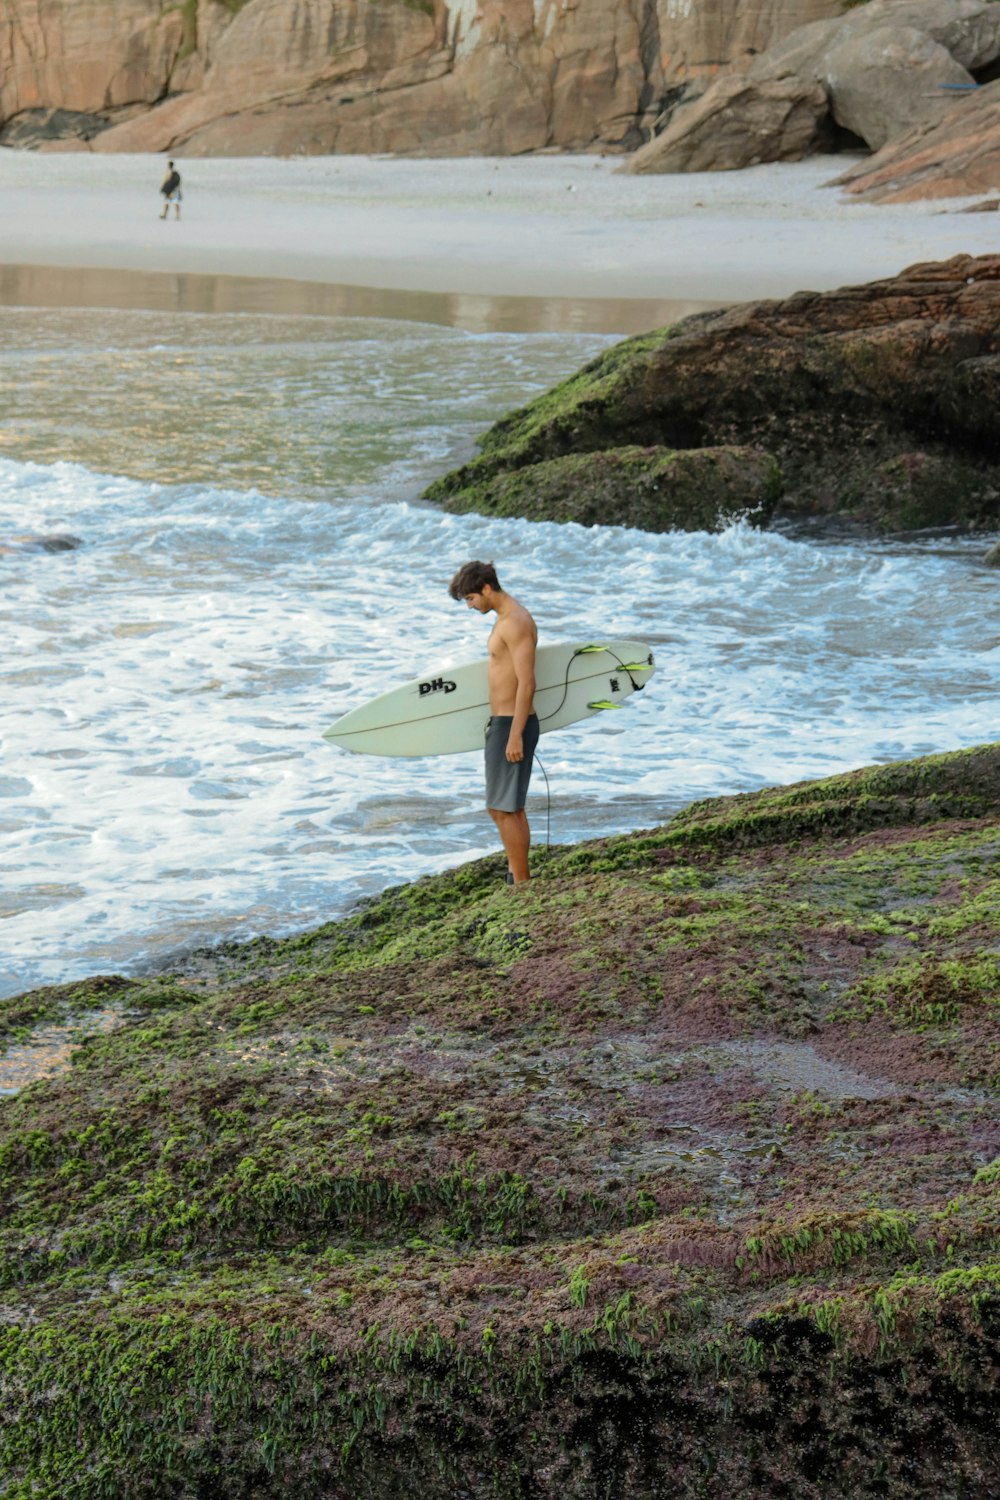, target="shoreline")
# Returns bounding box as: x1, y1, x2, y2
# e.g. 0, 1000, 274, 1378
0, 261, 721, 336
2, 153, 999, 327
